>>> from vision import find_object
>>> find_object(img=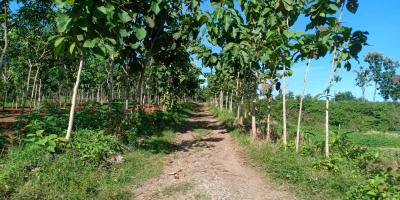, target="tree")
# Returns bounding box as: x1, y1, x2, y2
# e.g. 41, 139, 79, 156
354, 65, 370, 100
364, 52, 384, 102
335, 91, 357, 101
